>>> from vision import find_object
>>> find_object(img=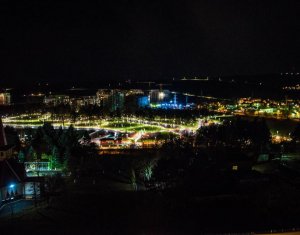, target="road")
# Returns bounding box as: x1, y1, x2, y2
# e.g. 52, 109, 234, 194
0, 200, 34, 218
